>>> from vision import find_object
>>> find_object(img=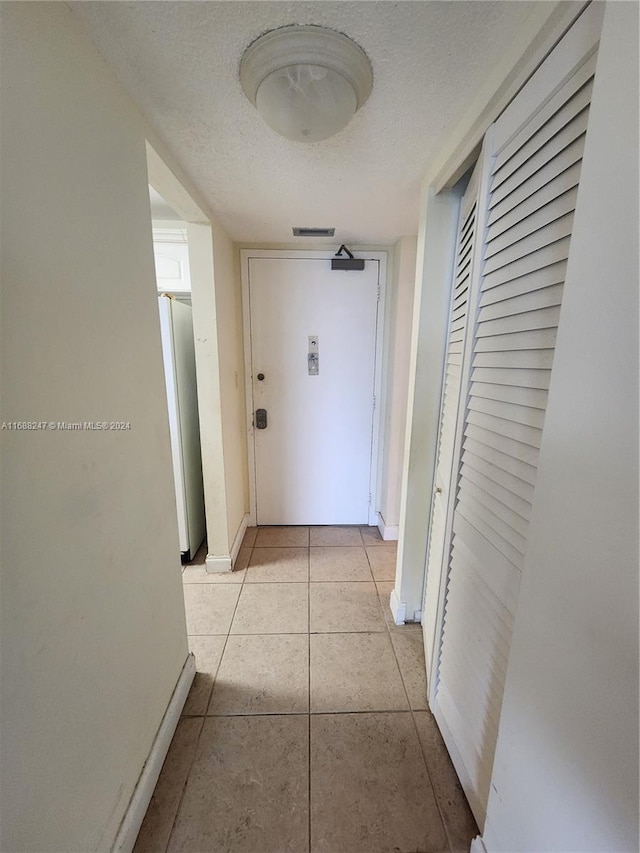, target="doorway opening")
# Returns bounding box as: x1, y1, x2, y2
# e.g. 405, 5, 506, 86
150, 186, 206, 563
146, 141, 233, 572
